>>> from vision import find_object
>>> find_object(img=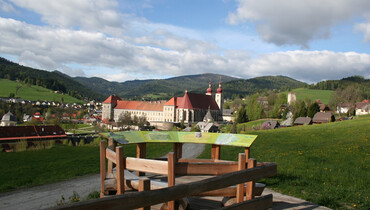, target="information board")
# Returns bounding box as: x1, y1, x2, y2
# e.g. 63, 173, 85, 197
101, 131, 257, 147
